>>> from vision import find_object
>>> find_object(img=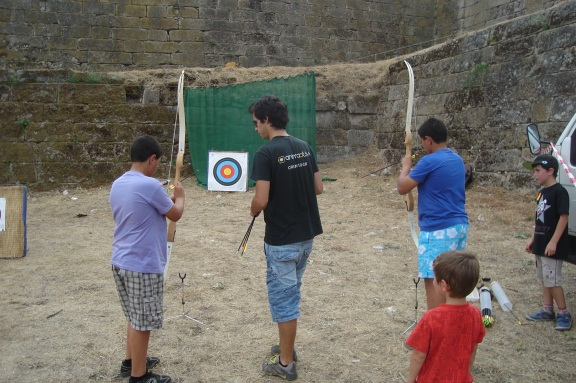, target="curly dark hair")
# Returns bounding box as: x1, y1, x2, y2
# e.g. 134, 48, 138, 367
248, 95, 289, 130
